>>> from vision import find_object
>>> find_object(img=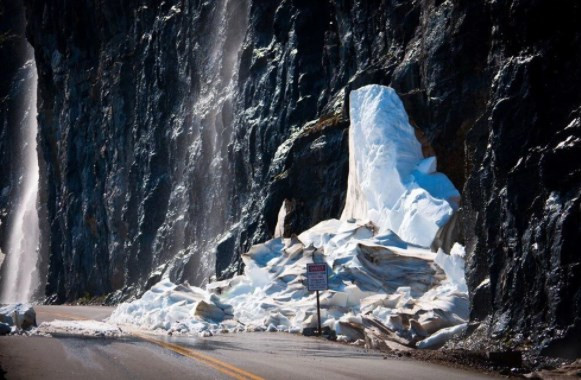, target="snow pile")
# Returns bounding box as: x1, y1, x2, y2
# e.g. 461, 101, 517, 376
110, 223, 468, 348
109, 85, 468, 350
110, 280, 233, 337
0, 304, 37, 334
35, 320, 124, 337
342, 85, 459, 247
